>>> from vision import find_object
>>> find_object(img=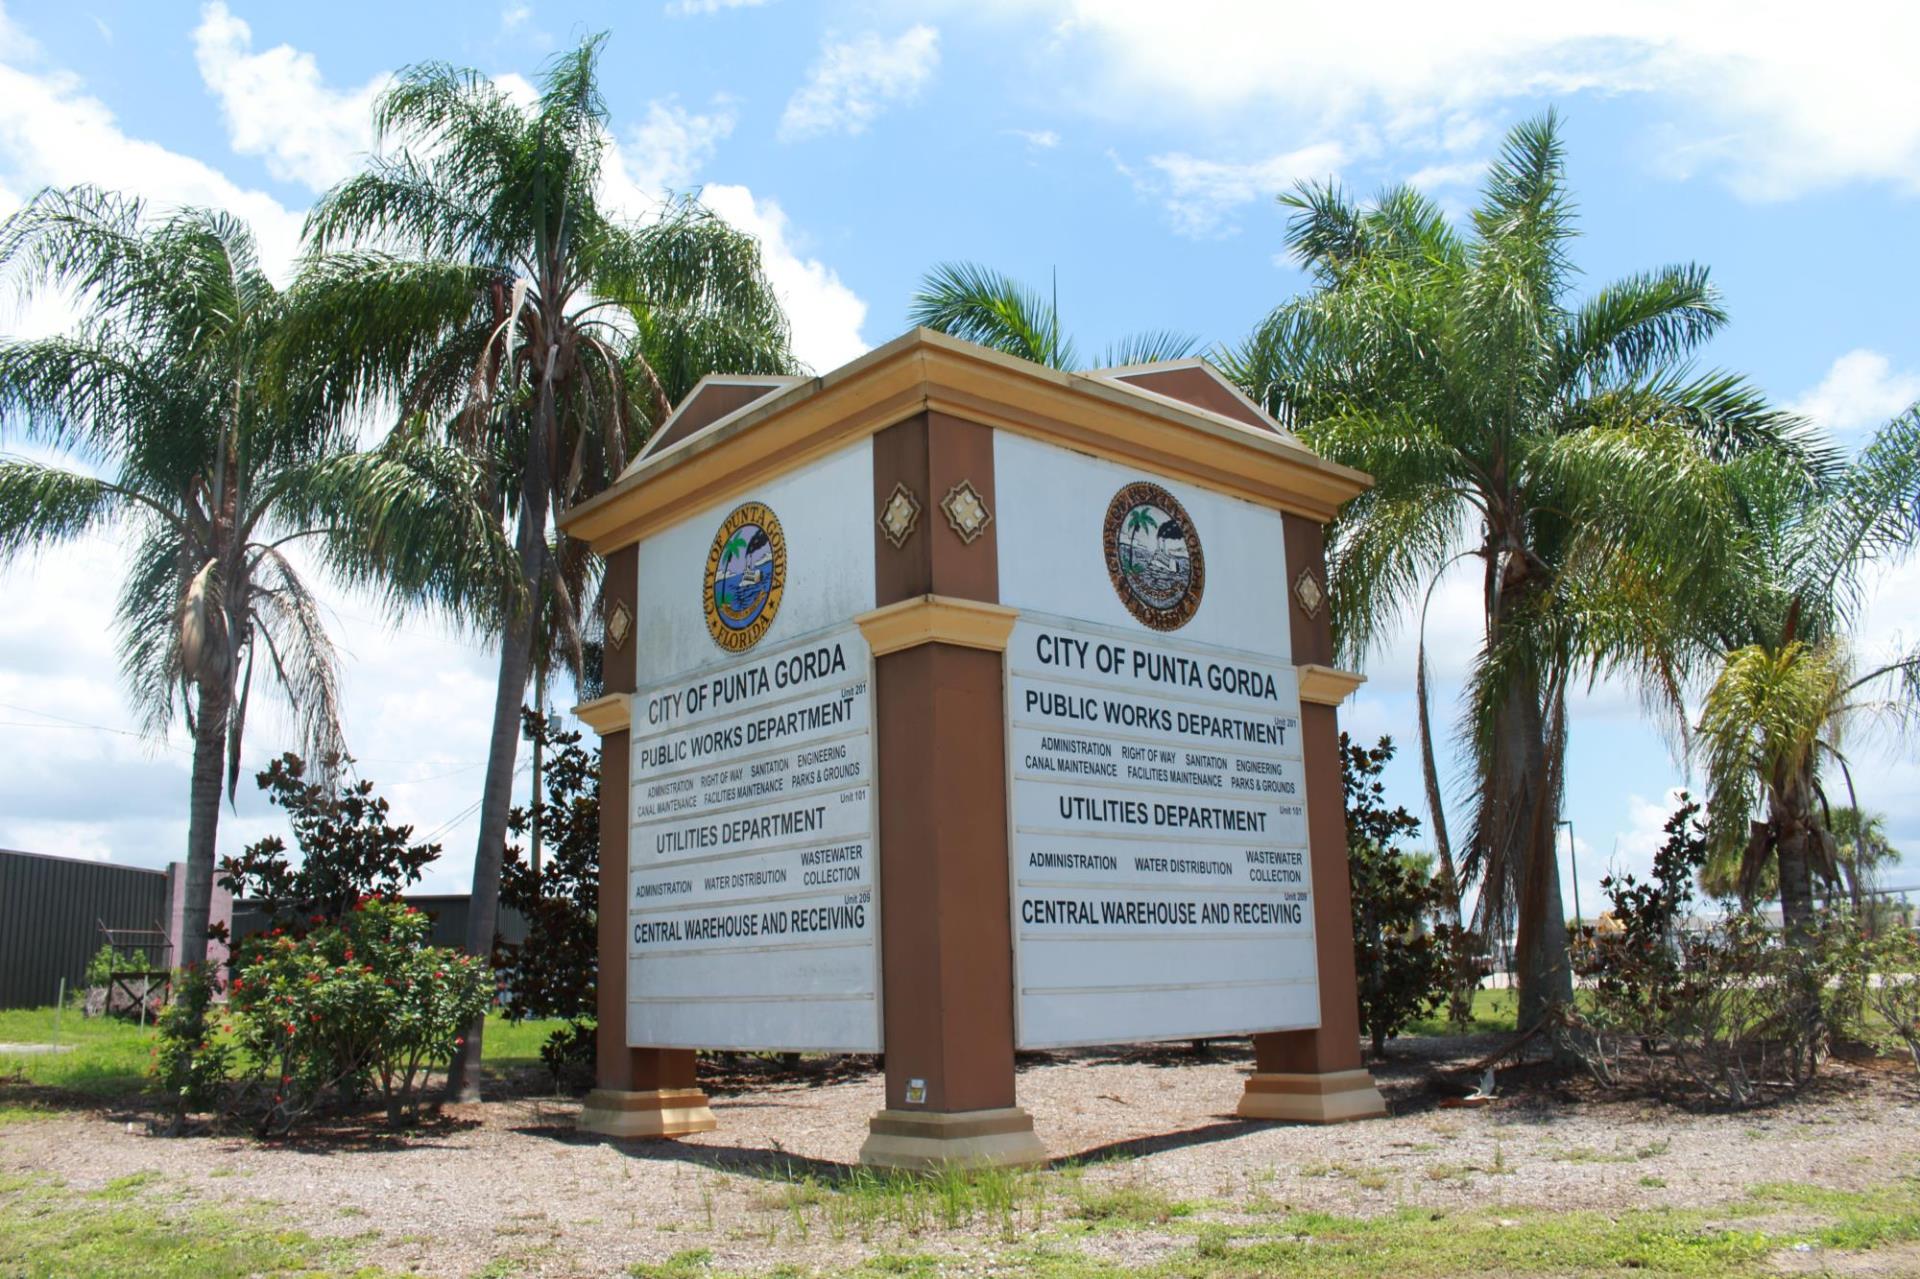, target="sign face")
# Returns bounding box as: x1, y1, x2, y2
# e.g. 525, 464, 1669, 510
627, 623, 879, 1051
1005, 614, 1321, 1048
